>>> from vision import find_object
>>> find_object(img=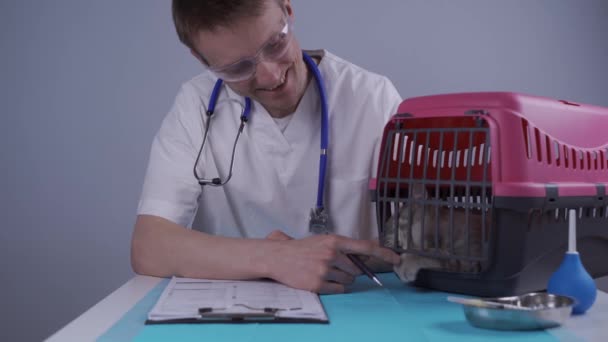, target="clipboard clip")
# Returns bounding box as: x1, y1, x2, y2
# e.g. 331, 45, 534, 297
198, 307, 281, 321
